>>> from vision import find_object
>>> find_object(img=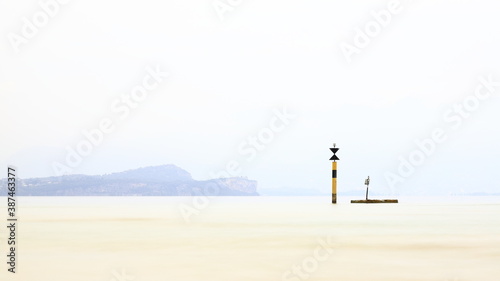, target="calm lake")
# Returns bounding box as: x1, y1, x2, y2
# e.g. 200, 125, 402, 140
1, 196, 499, 281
